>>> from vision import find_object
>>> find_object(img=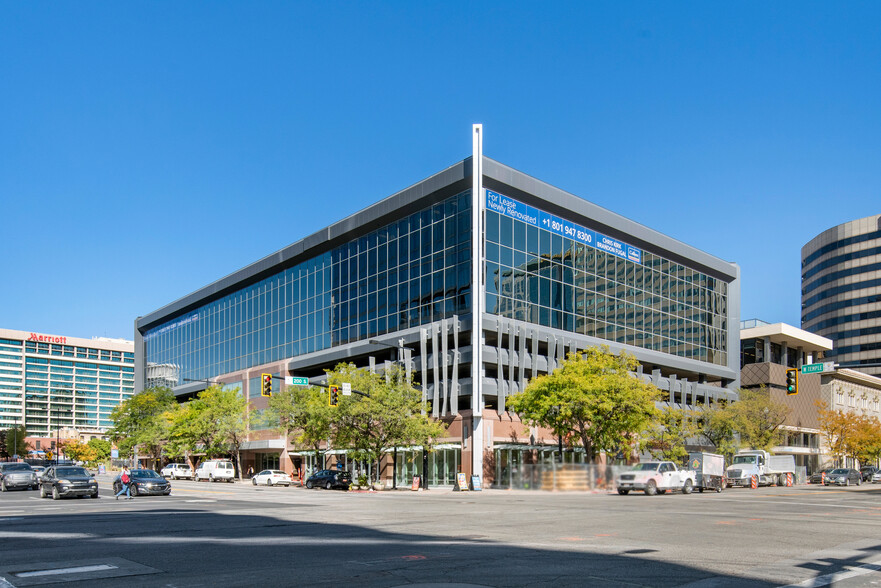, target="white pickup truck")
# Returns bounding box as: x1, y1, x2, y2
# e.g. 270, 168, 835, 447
616, 461, 697, 496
